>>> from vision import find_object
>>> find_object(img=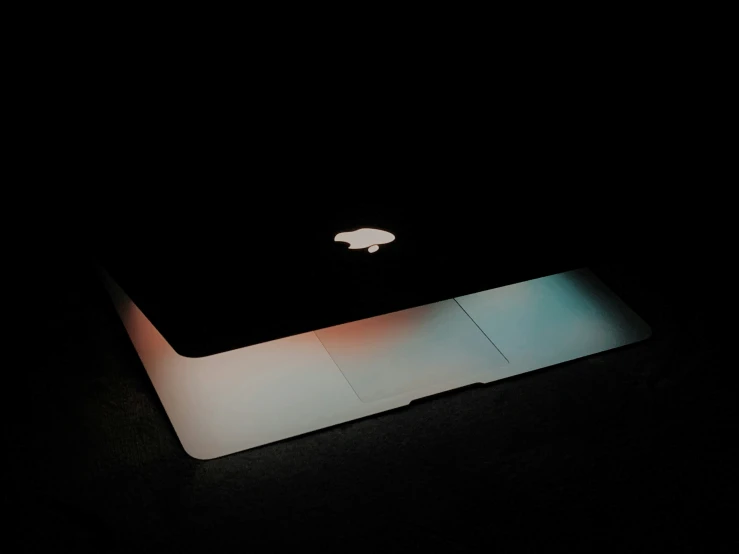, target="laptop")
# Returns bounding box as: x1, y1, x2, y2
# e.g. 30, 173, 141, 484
98, 194, 650, 459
